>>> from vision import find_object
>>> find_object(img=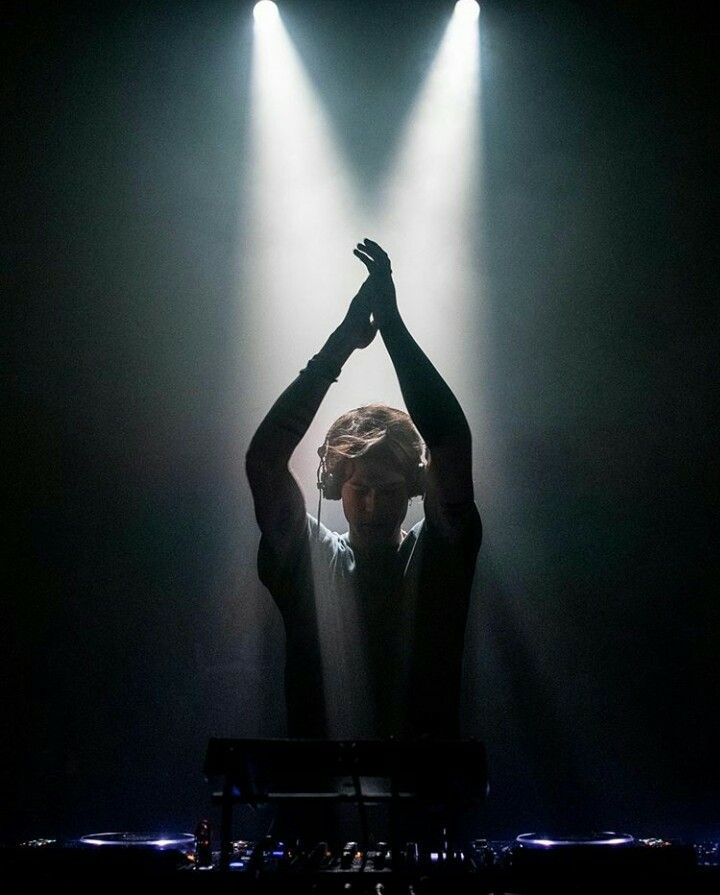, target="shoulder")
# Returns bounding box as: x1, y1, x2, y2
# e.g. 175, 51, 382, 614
306, 514, 352, 562
306, 513, 340, 546
258, 514, 342, 611
259, 513, 342, 560
258, 513, 348, 584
